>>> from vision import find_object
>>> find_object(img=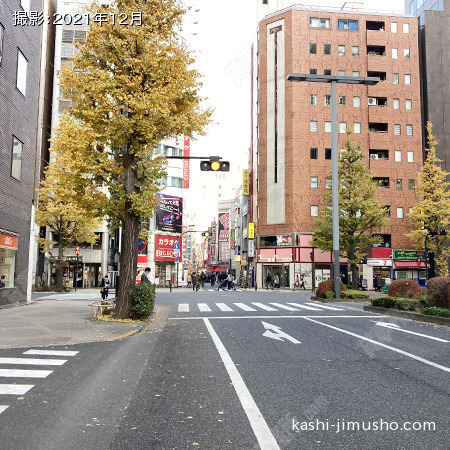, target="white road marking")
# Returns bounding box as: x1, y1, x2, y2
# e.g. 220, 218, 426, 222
24, 350, 79, 357
208, 289, 214, 292
236, 289, 242, 292
0, 369, 53, 378
303, 317, 450, 373
287, 303, 321, 311
251, 303, 277, 311
305, 302, 344, 311
269, 303, 299, 311
198, 303, 212, 312
261, 321, 301, 344
169, 315, 384, 320
0, 406, 8, 415
374, 322, 449, 342
216, 303, 234, 312
0, 358, 67, 366
203, 318, 280, 450
0, 385, 34, 395
234, 303, 257, 311
178, 304, 189, 312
